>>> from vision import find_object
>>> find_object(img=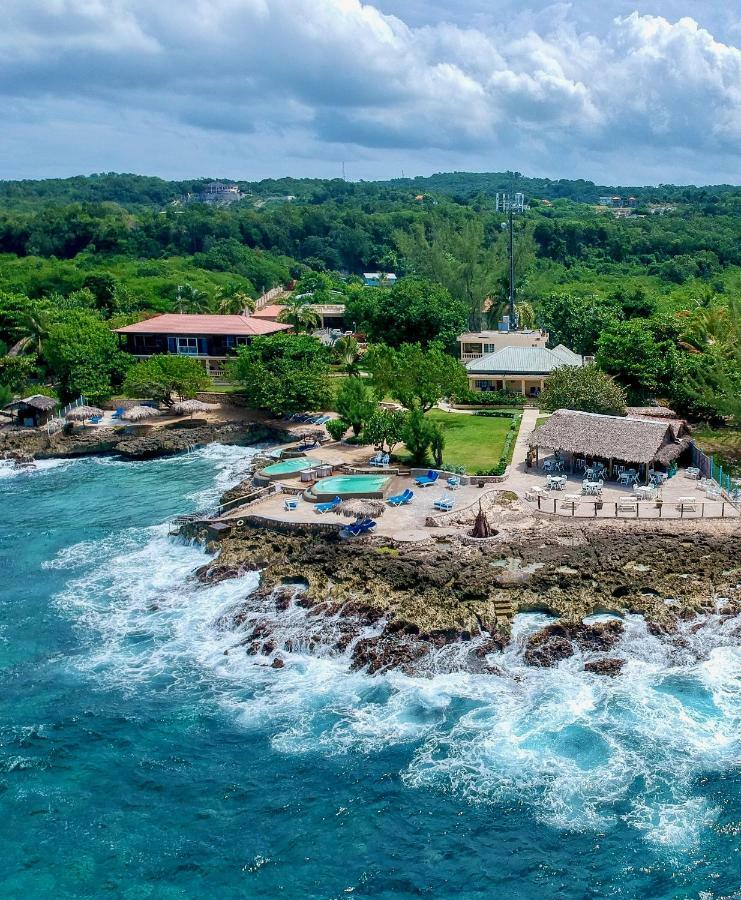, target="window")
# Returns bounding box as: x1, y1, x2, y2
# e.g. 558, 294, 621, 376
176, 337, 198, 355
483, 343, 497, 354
